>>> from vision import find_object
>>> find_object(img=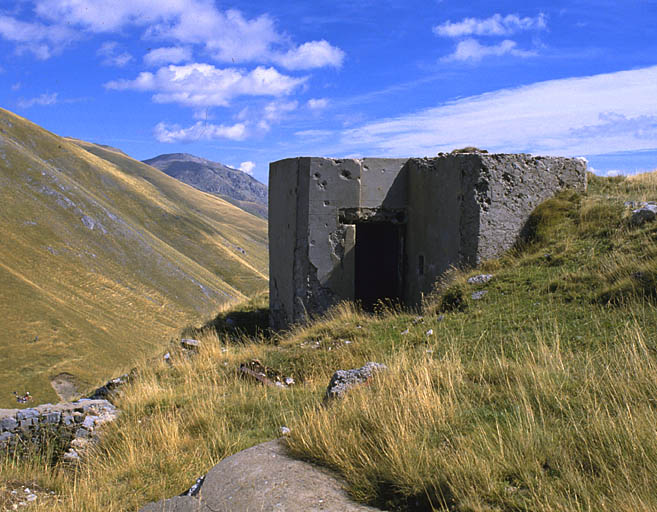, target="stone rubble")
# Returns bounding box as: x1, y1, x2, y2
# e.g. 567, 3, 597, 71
0, 399, 118, 462
325, 362, 387, 401
467, 273, 494, 285
630, 203, 657, 226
